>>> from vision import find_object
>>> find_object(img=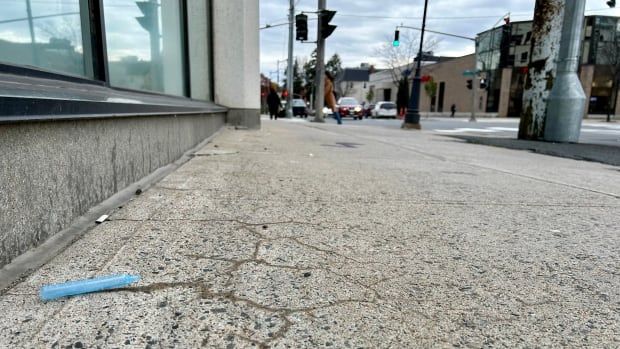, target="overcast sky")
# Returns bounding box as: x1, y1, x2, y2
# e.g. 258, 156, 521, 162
260, 0, 620, 83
